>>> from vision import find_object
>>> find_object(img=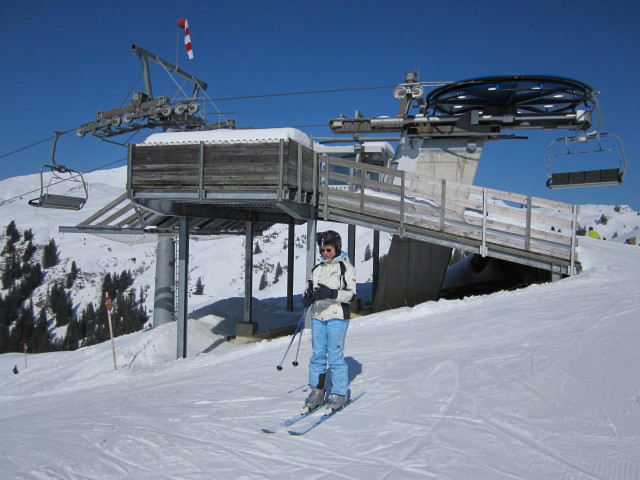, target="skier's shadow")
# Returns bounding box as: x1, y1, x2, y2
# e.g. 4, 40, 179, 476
346, 356, 363, 383
323, 357, 363, 395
